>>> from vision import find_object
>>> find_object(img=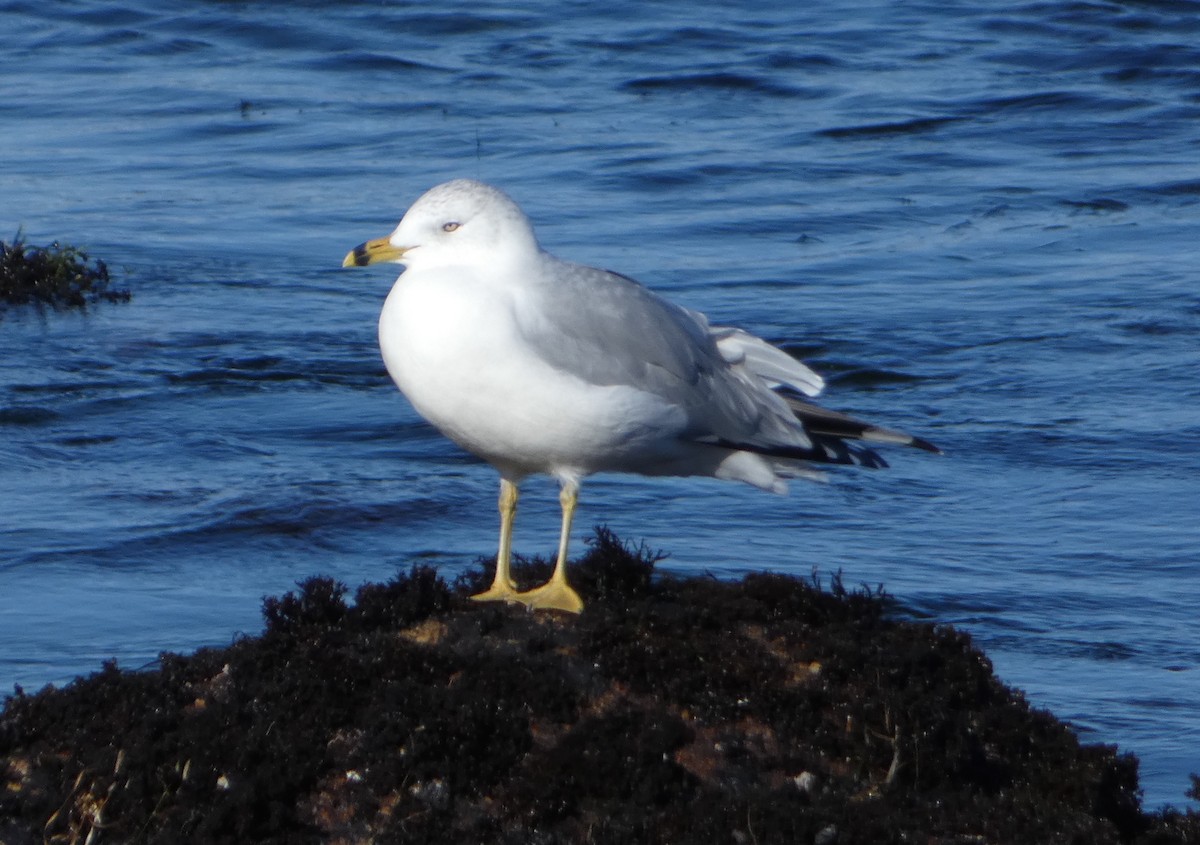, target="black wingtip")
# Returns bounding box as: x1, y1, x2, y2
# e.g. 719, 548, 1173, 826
909, 434, 942, 455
